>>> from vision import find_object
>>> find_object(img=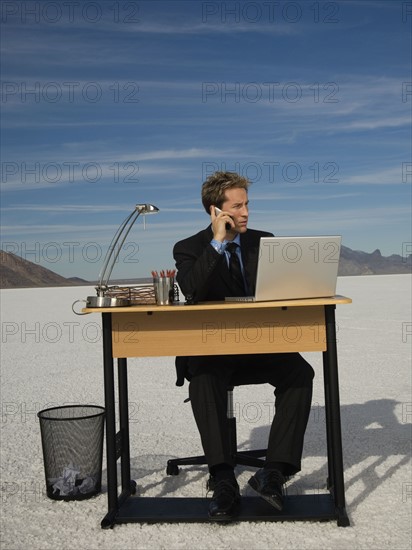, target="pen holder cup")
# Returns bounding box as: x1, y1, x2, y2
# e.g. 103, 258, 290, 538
153, 277, 175, 305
